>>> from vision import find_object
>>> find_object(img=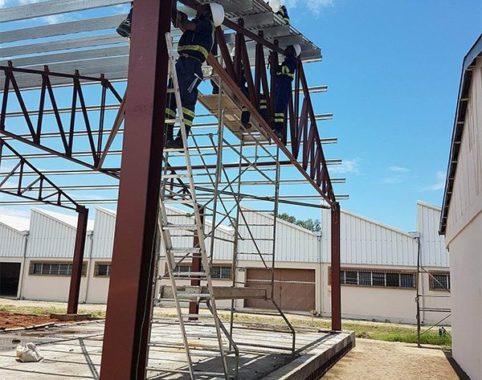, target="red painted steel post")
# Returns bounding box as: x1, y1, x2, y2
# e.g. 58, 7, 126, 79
67, 206, 89, 315
189, 205, 204, 318
331, 202, 342, 331
100, 0, 172, 378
